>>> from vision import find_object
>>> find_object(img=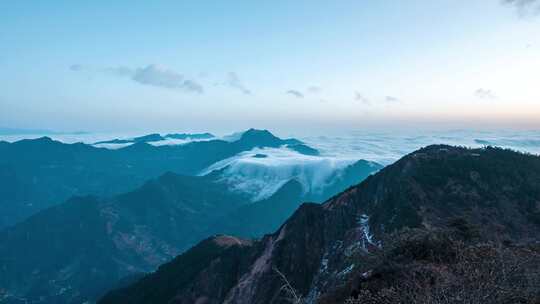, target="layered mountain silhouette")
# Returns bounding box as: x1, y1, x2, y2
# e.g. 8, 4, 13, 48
0, 155, 379, 303
94, 132, 215, 145
0, 173, 245, 303
0, 129, 316, 228
99, 145, 540, 304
